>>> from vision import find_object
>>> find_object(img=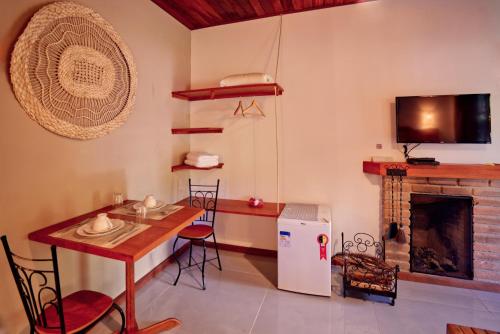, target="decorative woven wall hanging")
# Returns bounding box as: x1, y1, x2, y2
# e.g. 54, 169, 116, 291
10, 2, 137, 140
